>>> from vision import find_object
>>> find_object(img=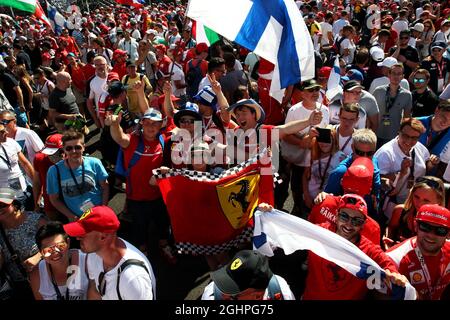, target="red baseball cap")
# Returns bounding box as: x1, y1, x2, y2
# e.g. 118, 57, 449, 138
107, 72, 120, 82
41, 134, 63, 155
195, 42, 208, 54
416, 204, 450, 229
341, 157, 374, 196
338, 194, 368, 217
112, 49, 127, 60
63, 206, 120, 237
318, 66, 332, 78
